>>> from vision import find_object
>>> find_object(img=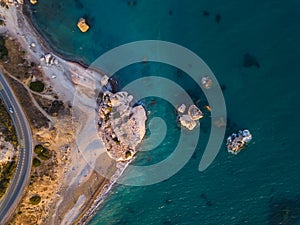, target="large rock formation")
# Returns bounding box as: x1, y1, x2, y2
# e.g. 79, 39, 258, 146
98, 91, 147, 161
